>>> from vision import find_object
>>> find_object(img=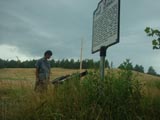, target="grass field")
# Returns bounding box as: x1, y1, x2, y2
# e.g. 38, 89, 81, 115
0, 68, 160, 120
1, 68, 160, 97
0, 68, 79, 98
